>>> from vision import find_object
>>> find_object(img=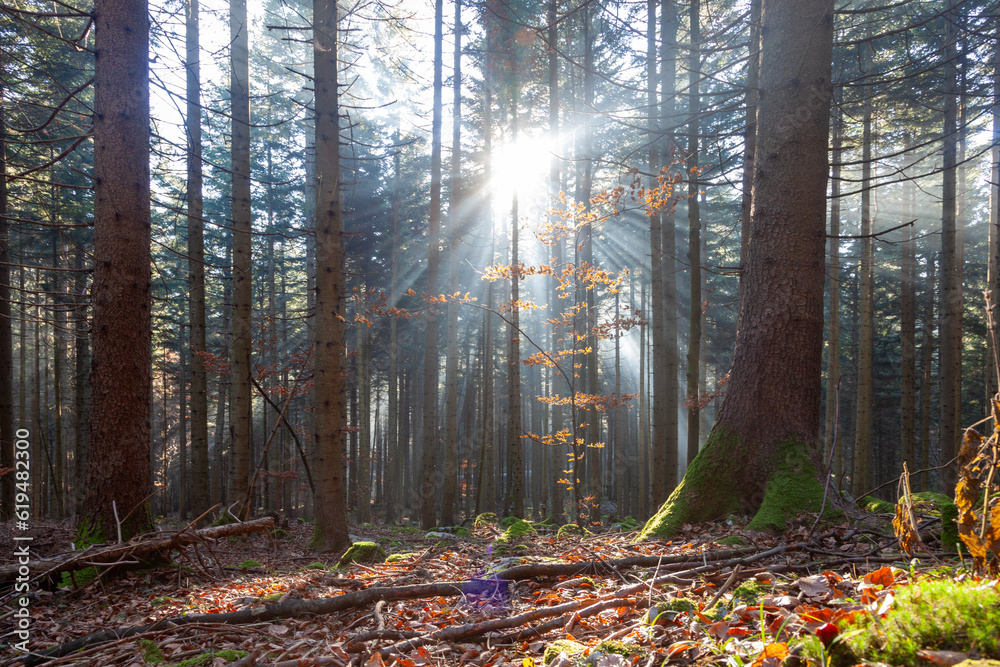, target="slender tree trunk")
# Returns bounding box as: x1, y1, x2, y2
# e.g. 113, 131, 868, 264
685, 0, 701, 468
547, 0, 563, 524
939, 0, 961, 492
657, 0, 680, 501
739, 0, 761, 306
852, 44, 874, 497
186, 0, 209, 523
476, 91, 496, 515
86, 0, 153, 538
901, 134, 916, 475
508, 102, 524, 520
441, 0, 462, 525
52, 230, 64, 519
988, 23, 1000, 400
386, 131, 401, 524
419, 0, 445, 530
179, 325, 188, 519
920, 253, 935, 492
228, 0, 253, 519
824, 99, 842, 478
311, 0, 350, 551
0, 82, 12, 520
73, 249, 90, 518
